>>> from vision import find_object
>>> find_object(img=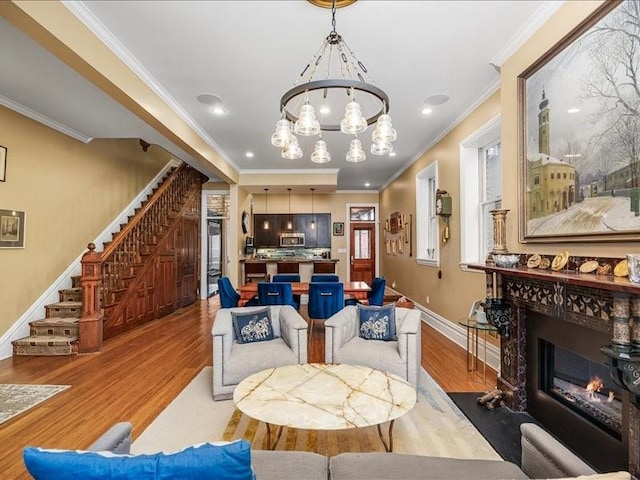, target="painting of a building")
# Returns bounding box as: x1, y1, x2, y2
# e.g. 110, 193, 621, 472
526, 90, 576, 219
